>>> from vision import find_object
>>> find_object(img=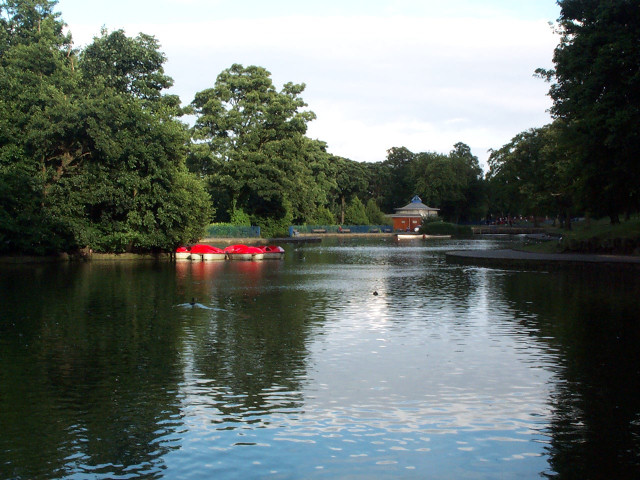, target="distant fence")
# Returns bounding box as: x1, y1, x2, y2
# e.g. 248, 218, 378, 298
289, 225, 393, 236
205, 225, 261, 238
